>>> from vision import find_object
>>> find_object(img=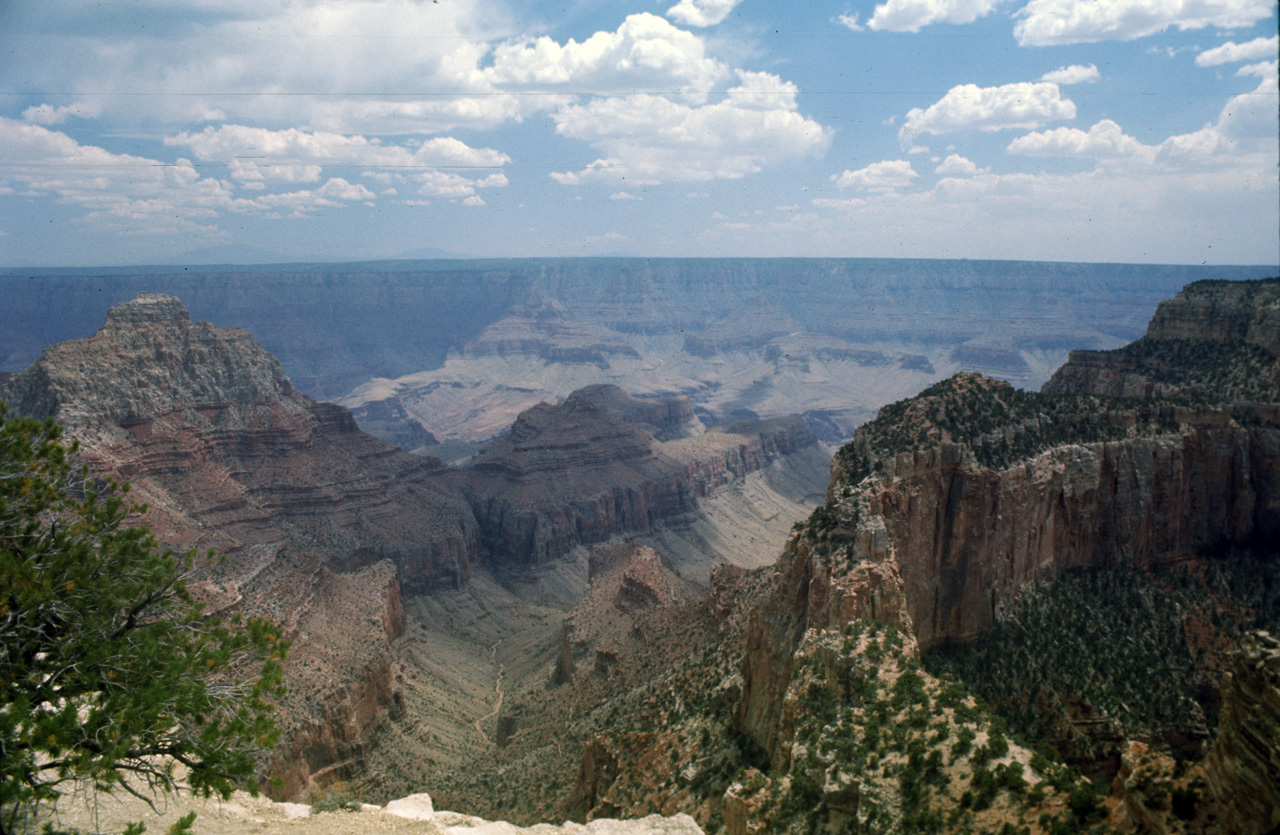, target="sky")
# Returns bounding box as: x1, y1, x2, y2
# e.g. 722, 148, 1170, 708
0, 0, 1276, 267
